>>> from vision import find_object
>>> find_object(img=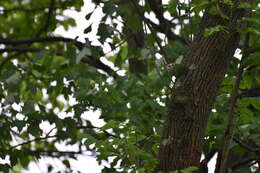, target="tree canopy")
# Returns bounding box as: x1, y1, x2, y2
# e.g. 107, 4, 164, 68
0, 0, 259, 173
